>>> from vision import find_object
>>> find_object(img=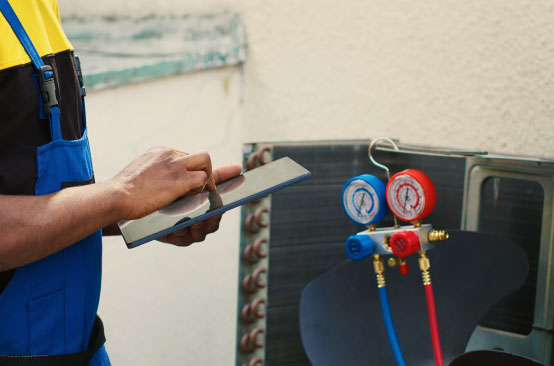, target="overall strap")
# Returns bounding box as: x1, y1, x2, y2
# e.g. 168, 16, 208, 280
0, 0, 63, 141
75, 56, 87, 134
